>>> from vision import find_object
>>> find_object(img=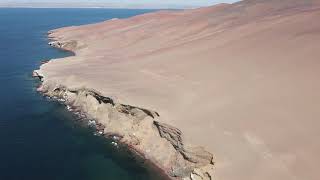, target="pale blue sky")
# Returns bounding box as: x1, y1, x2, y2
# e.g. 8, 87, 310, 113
0, 0, 240, 8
